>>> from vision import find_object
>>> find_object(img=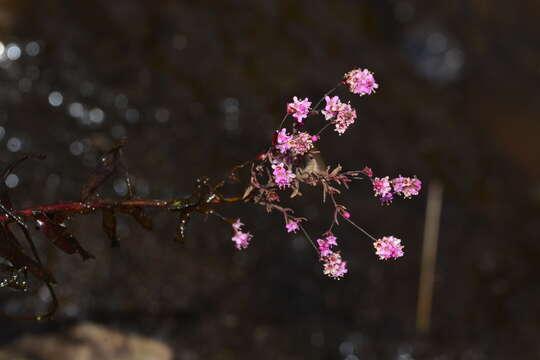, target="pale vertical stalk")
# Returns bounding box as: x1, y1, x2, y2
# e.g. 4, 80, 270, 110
416, 180, 443, 334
